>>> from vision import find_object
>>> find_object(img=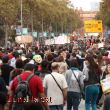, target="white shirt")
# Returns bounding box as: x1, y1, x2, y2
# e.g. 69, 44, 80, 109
43, 72, 68, 105
9, 57, 16, 68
